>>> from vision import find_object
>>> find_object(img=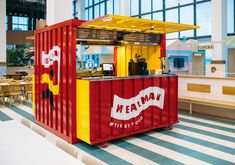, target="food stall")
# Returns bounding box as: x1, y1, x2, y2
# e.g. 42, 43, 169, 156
34, 15, 199, 144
